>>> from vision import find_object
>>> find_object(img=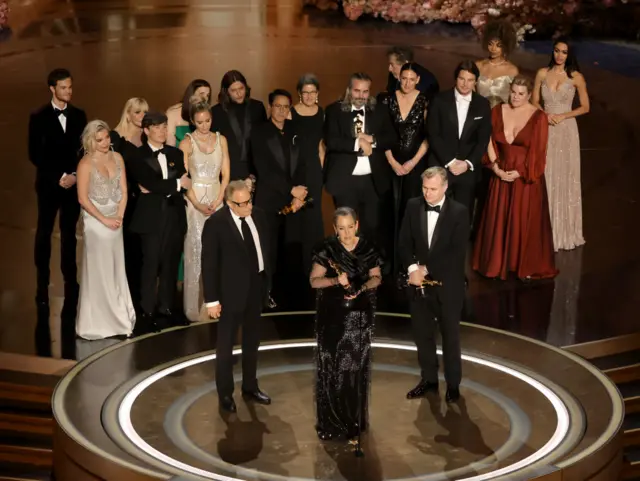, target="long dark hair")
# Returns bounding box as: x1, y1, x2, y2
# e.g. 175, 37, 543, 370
547, 37, 580, 78
180, 79, 211, 122
218, 70, 251, 110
